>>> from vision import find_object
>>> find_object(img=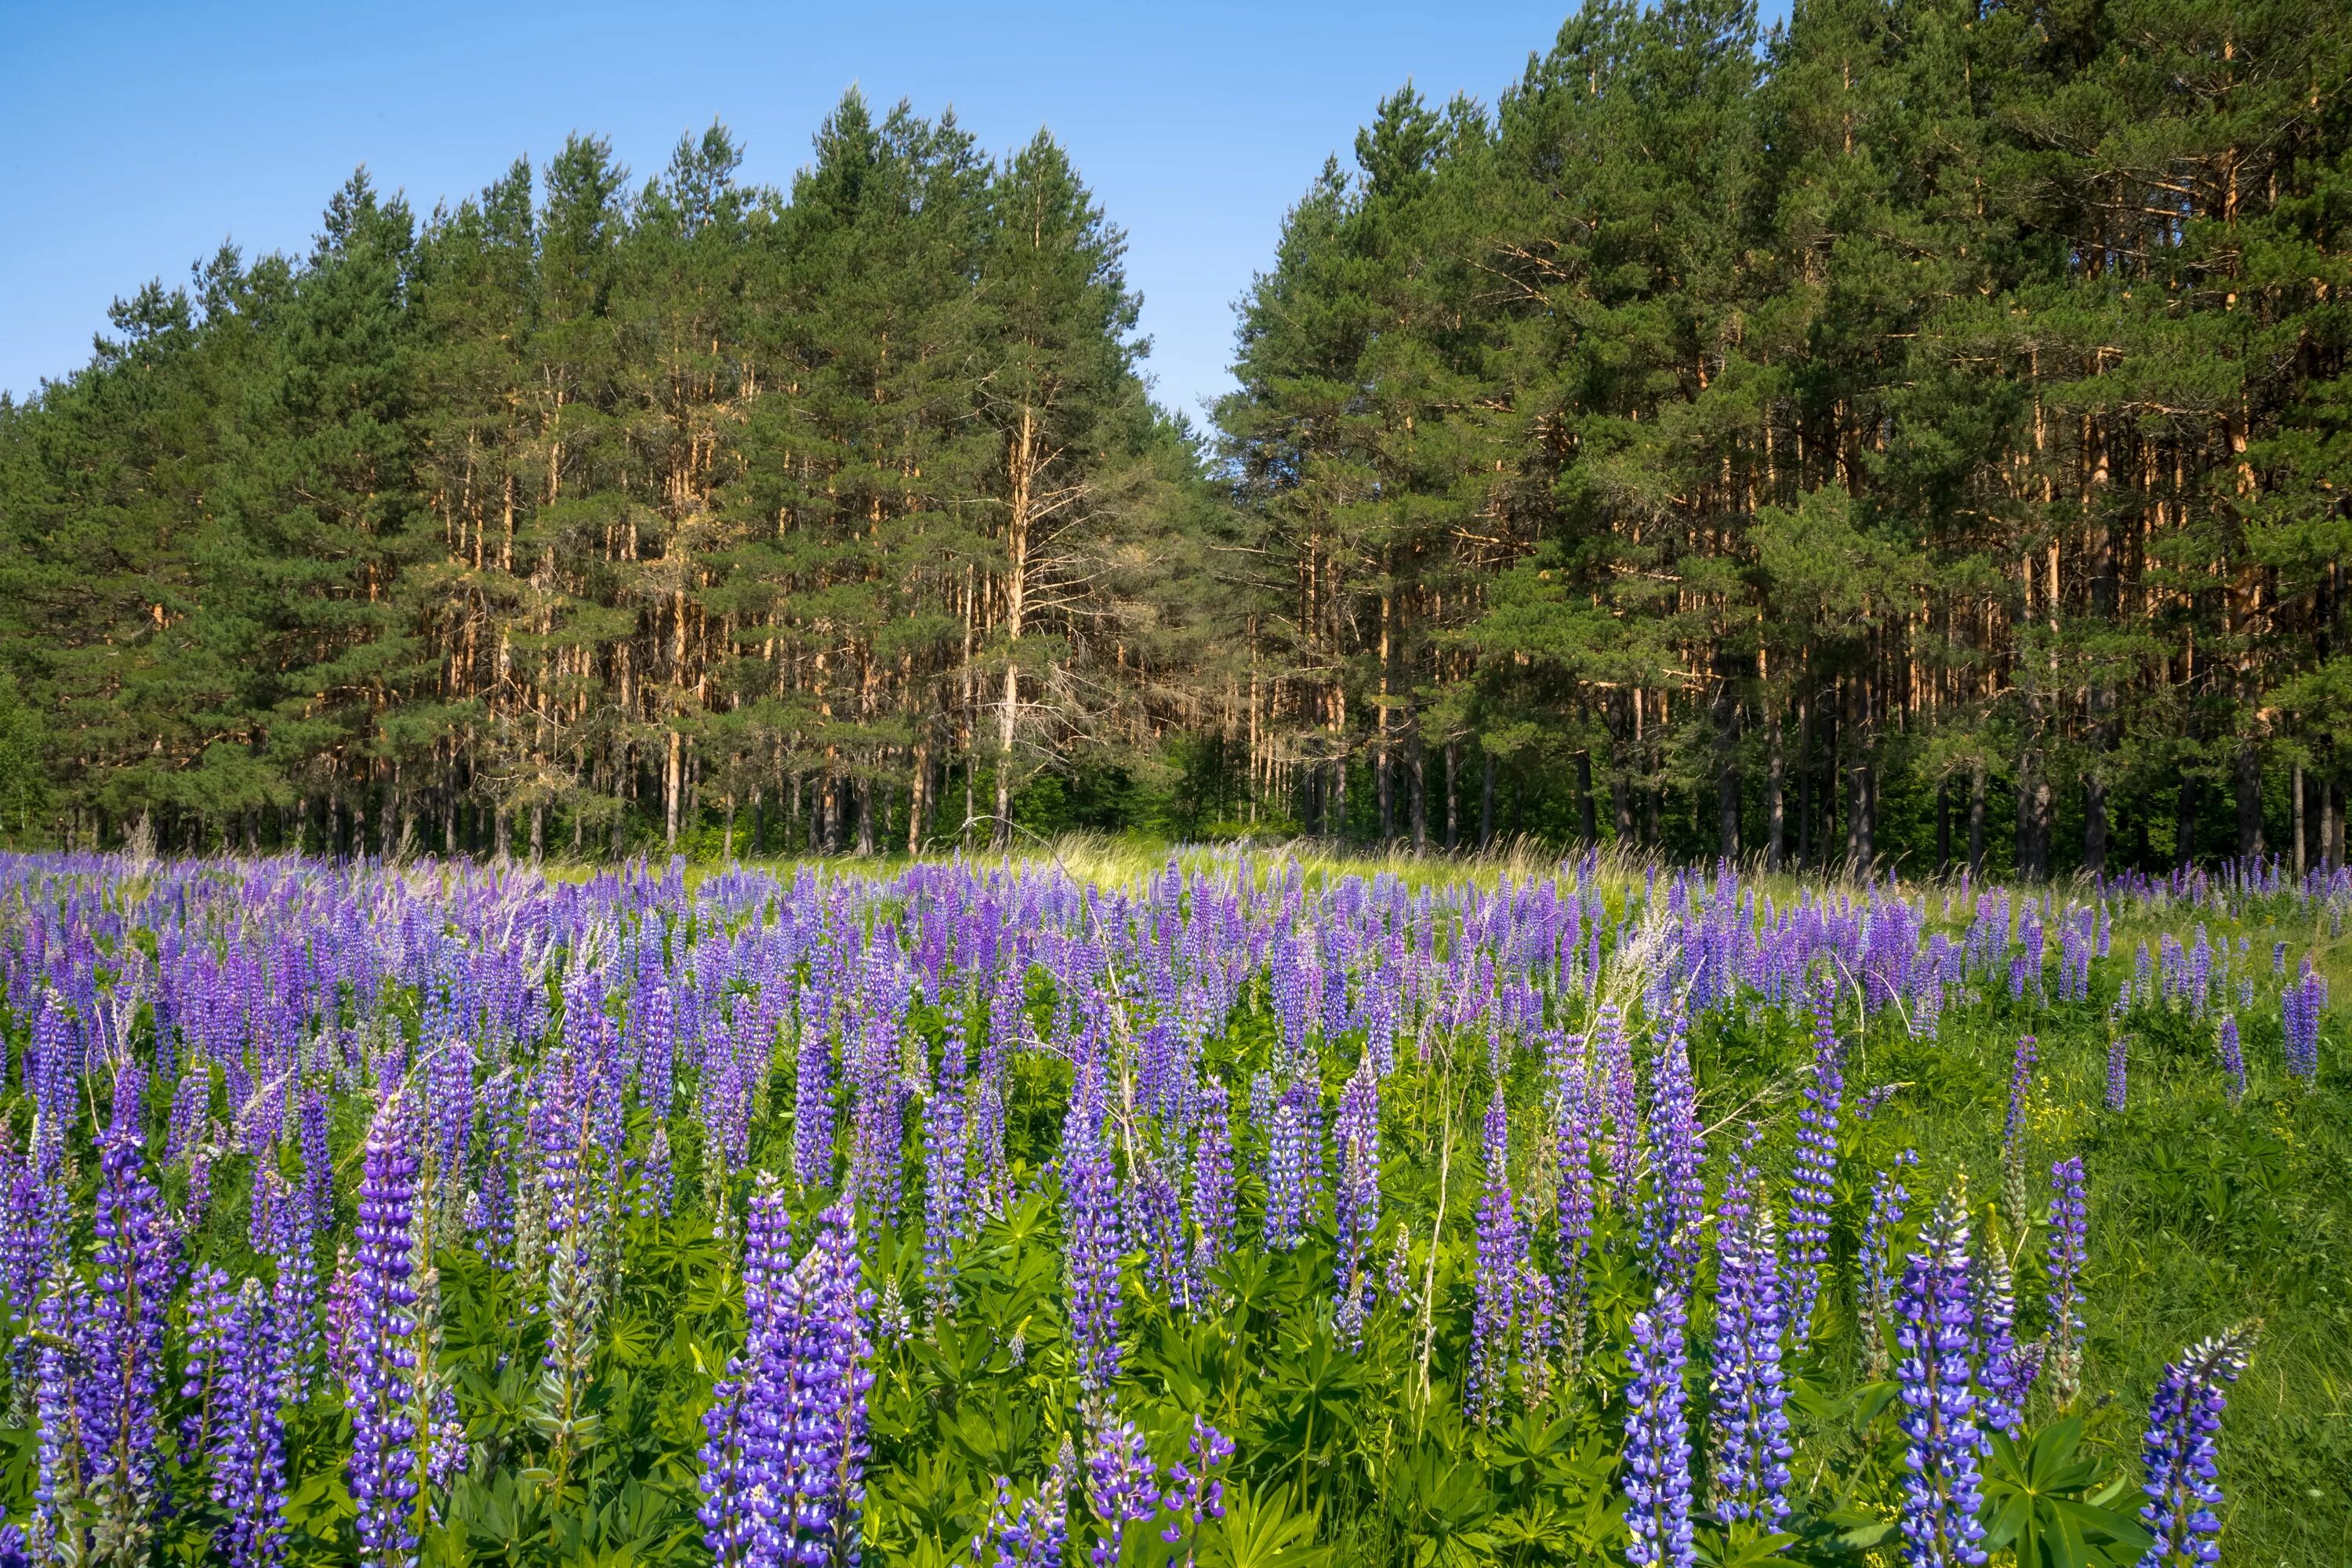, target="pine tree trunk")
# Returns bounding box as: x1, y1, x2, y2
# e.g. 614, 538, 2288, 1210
1444, 740, 1459, 851
2084, 778, 2107, 876
1576, 750, 1596, 846
1481, 750, 1497, 849
1766, 718, 1785, 872
530, 802, 546, 865
2234, 744, 2263, 860
665, 728, 683, 851
1714, 661, 1740, 860
2176, 769, 2199, 868
1936, 782, 1951, 875
1968, 765, 1986, 877
909, 737, 929, 855
1408, 732, 1426, 854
